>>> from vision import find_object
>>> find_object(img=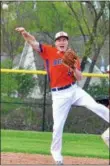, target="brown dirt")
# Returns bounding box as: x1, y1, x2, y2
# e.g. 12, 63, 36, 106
1, 152, 109, 165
